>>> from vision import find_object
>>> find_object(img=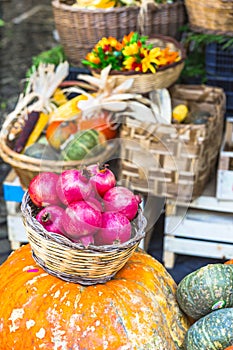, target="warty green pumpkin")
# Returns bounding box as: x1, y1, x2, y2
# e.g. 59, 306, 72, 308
183, 308, 233, 350
0, 244, 190, 350
176, 263, 233, 320
61, 129, 105, 161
